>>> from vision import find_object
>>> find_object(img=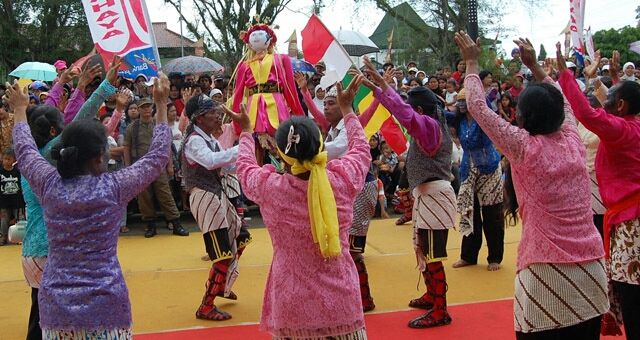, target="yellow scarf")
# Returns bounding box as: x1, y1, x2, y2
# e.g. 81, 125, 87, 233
278, 130, 341, 259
